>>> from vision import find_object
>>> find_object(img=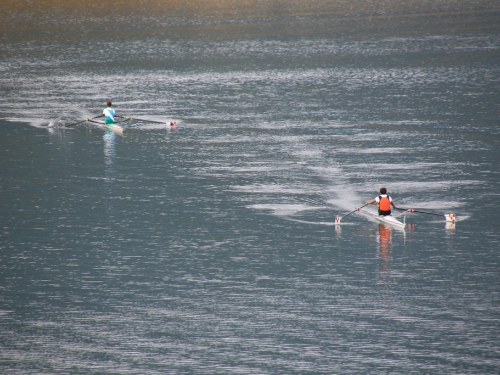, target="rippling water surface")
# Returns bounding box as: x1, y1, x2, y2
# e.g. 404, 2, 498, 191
1, 1, 500, 373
